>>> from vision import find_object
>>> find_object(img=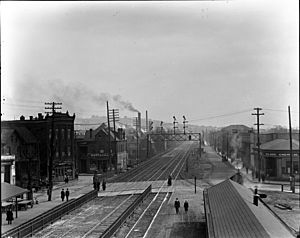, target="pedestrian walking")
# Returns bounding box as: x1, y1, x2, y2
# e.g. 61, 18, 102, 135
174, 198, 180, 214
97, 181, 100, 191
6, 208, 14, 225
66, 188, 70, 201
168, 175, 172, 186
184, 200, 189, 213
61, 189, 65, 202
64, 174, 69, 184
102, 179, 106, 191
